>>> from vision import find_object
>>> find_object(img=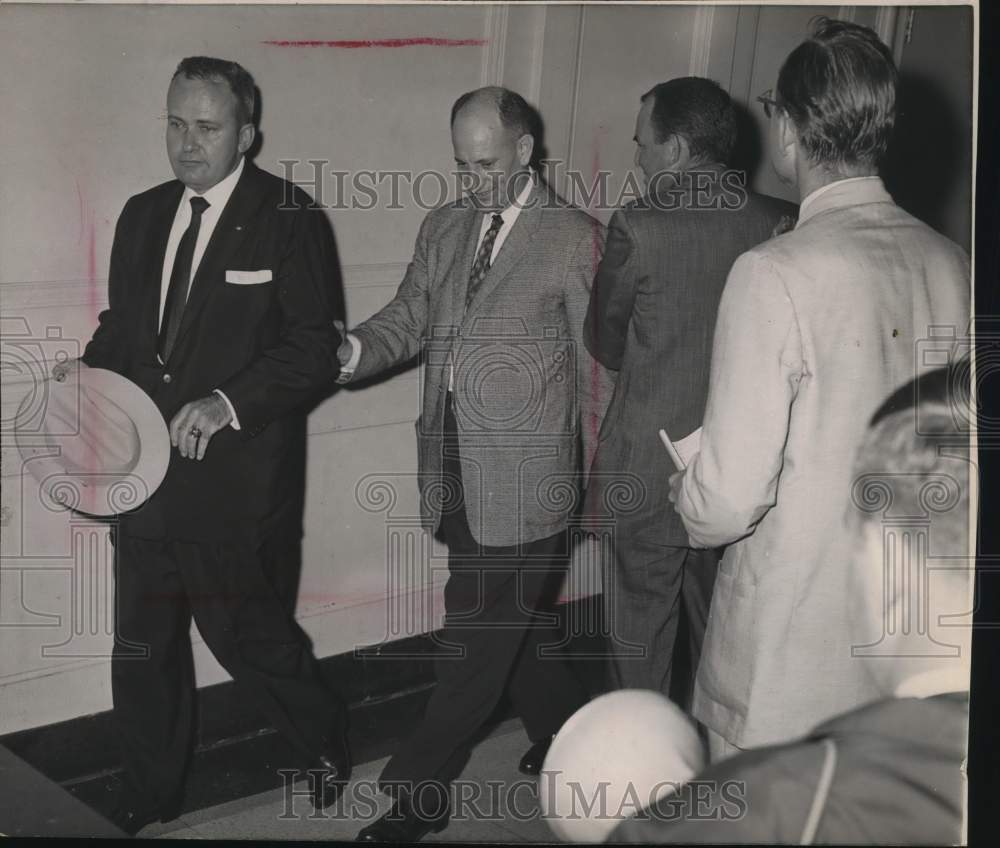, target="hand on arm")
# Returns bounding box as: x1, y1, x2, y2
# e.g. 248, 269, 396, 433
347, 215, 434, 381
217, 203, 343, 434
333, 320, 363, 384
52, 359, 79, 382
